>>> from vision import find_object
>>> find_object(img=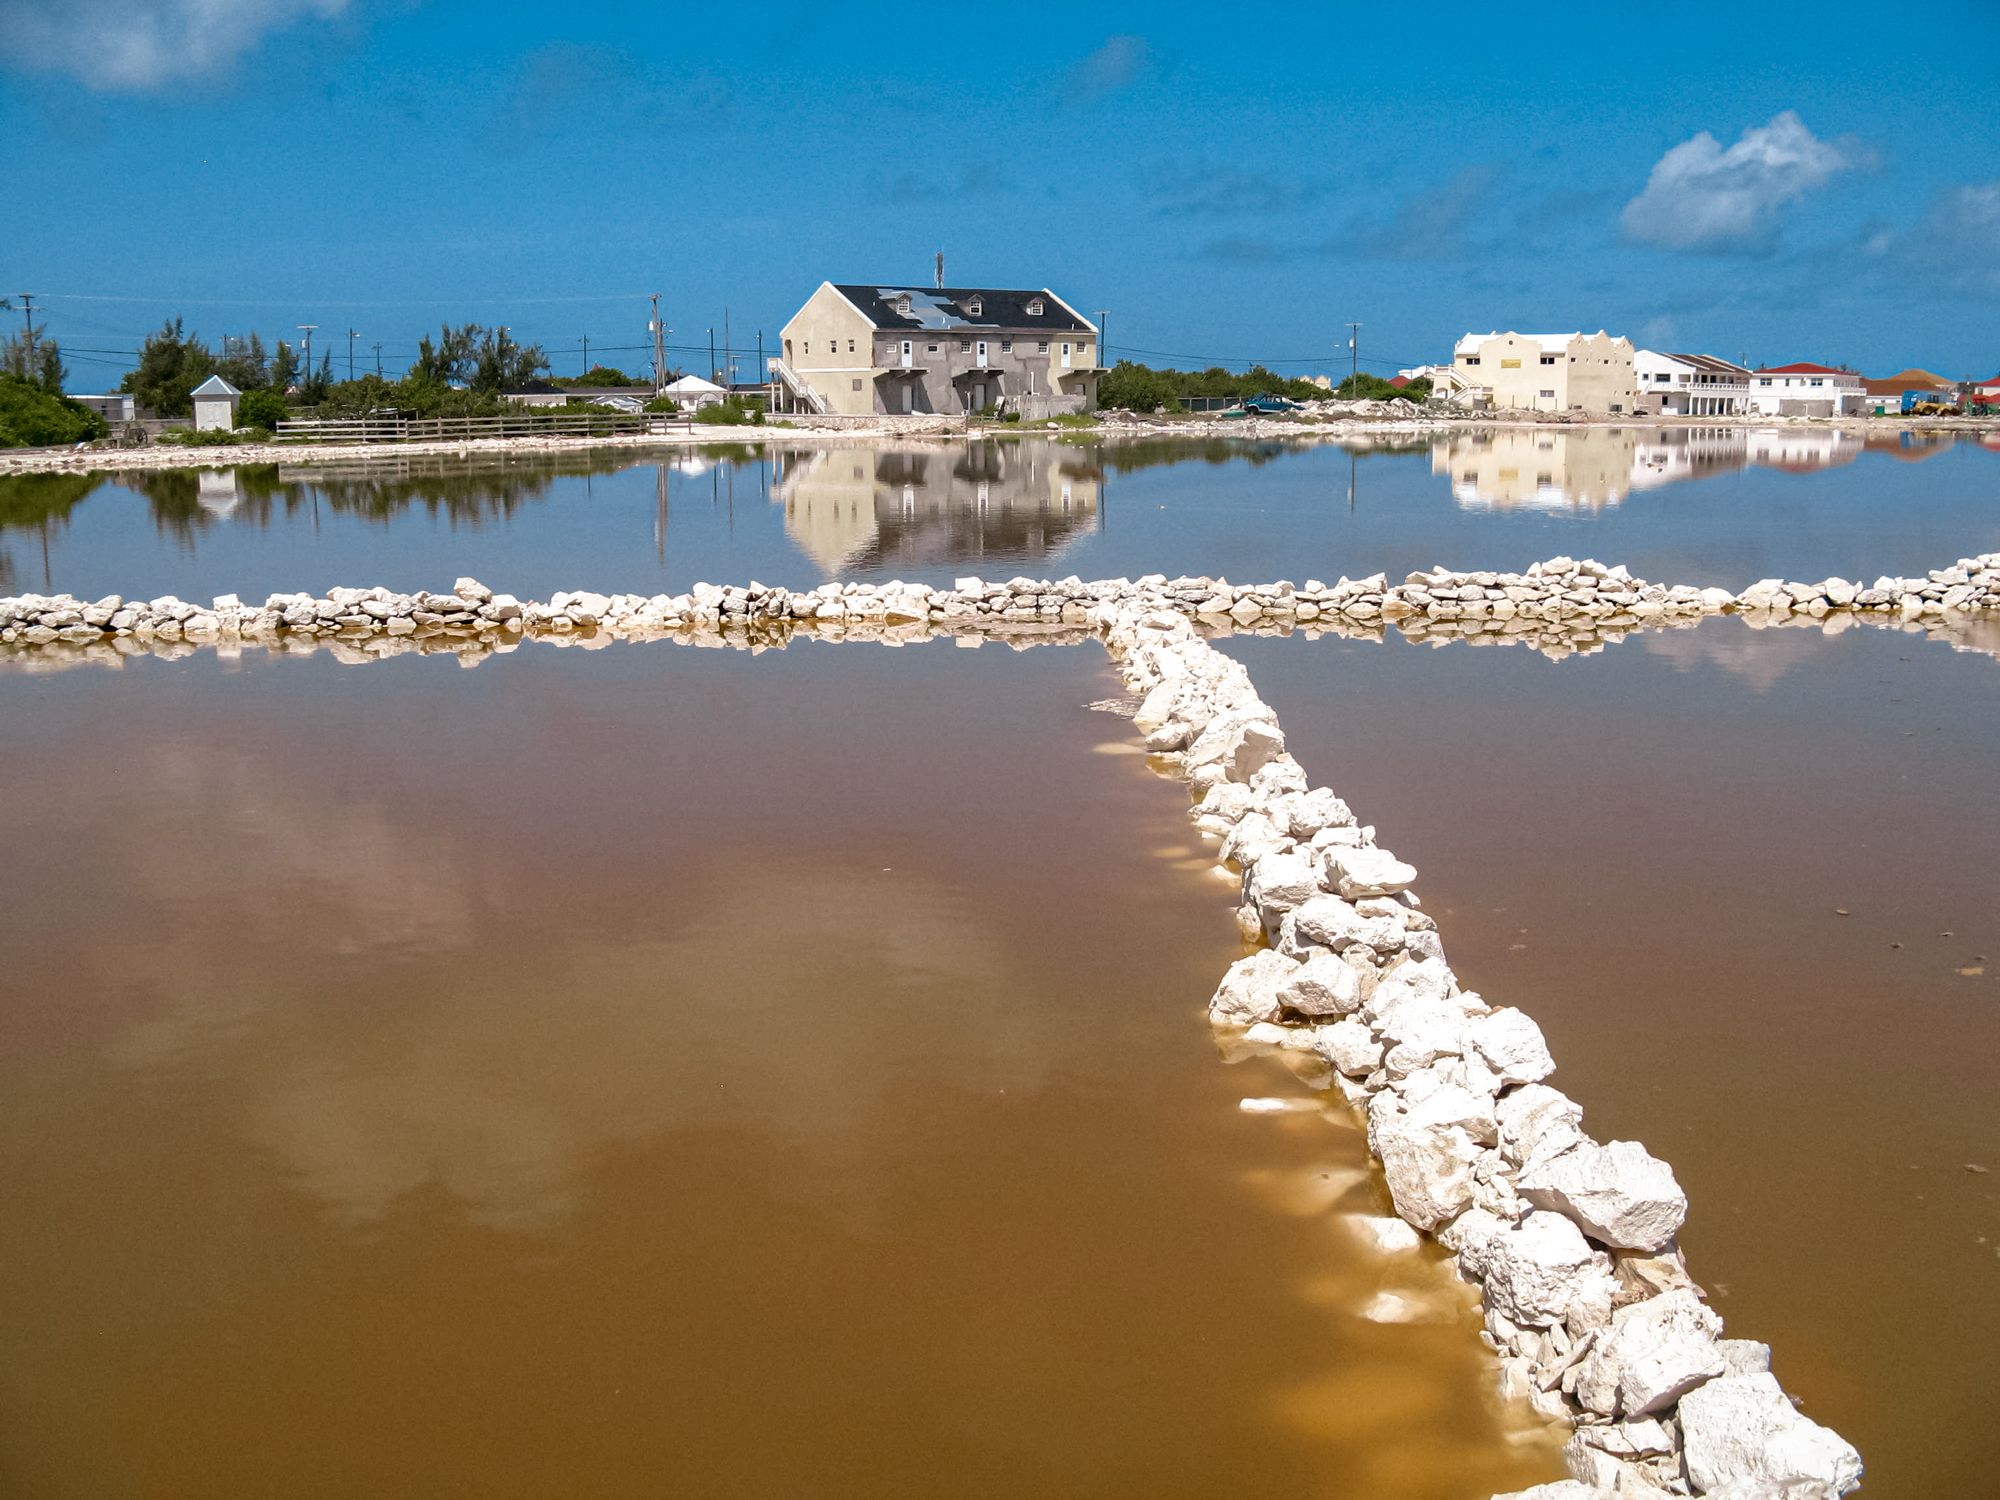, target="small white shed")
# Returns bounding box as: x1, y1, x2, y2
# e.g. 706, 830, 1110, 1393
191, 374, 242, 431
661, 374, 729, 410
